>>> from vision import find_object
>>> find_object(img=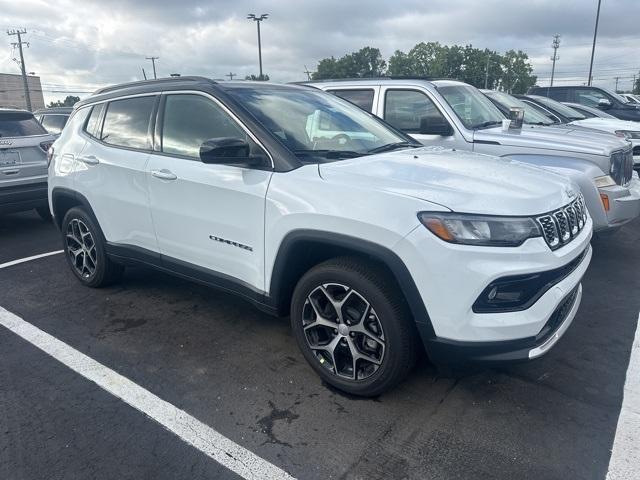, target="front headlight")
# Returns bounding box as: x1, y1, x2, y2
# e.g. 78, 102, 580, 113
615, 130, 640, 140
418, 212, 541, 247
594, 175, 617, 188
